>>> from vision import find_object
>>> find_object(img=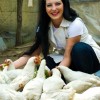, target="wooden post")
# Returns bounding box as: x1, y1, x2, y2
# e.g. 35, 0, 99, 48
16, 0, 23, 46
